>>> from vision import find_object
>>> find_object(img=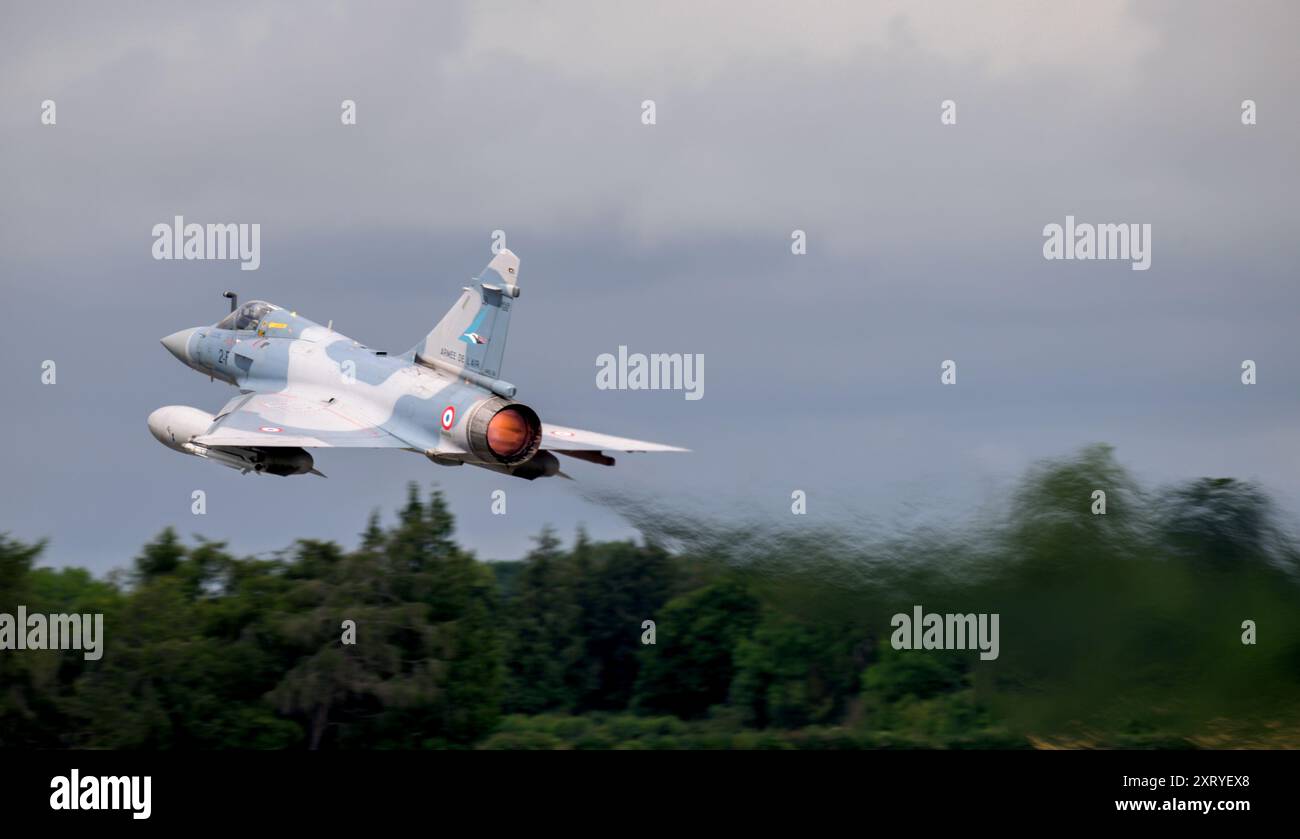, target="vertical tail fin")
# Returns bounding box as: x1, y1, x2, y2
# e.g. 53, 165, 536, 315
413, 250, 520, 381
